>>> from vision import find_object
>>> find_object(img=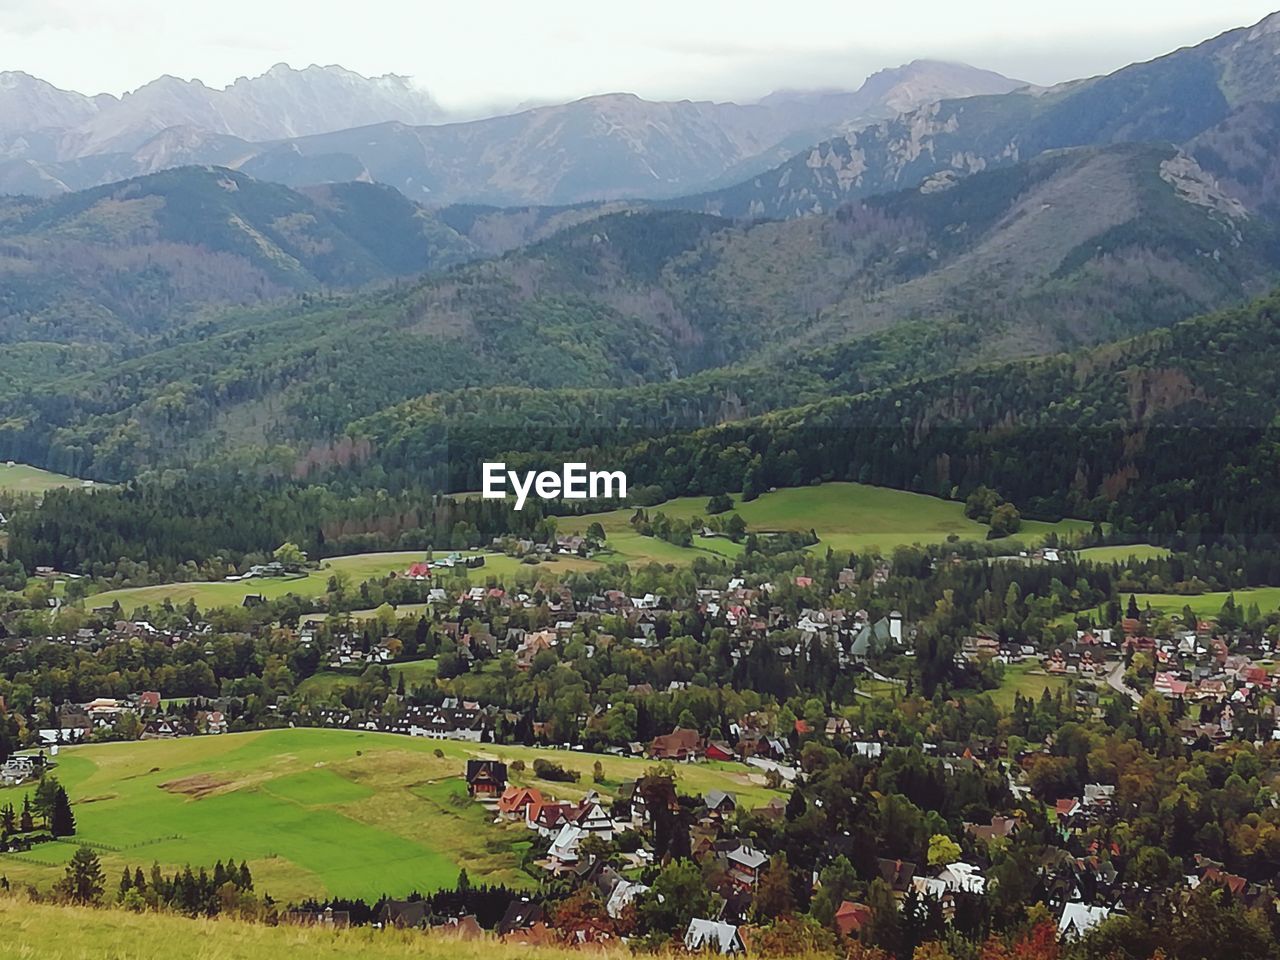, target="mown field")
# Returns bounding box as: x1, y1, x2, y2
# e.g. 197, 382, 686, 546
566, 482, 1093, 558
0, 462, 87, 495
989, 661, 1069, 709
1058, 587, 1280, 625
0, 897, 636, 960
0, 728, 781, 902
88, 552, 598, 615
